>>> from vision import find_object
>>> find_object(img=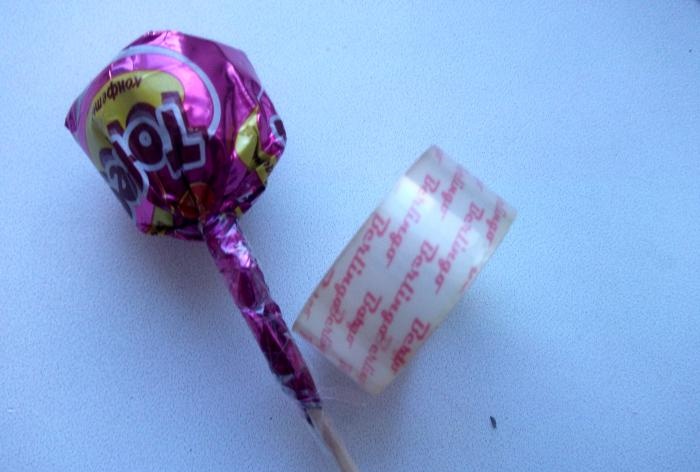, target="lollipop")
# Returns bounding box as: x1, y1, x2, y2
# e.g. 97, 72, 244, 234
65, 31, 357, 471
